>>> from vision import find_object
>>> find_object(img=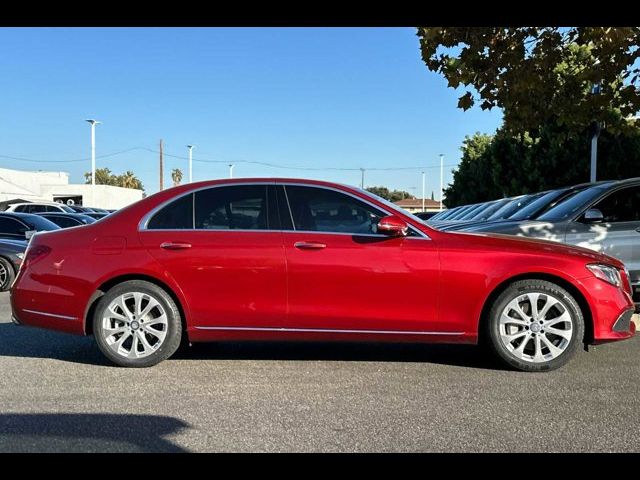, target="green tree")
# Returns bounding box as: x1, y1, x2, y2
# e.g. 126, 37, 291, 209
444, 122, 640, 207
84, 168, 144, 191
366, 186, 415, 202
84, 168, 117, 186
118, 171, 144, 190
171, 168, 183, 187
416, 27, 640, 134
